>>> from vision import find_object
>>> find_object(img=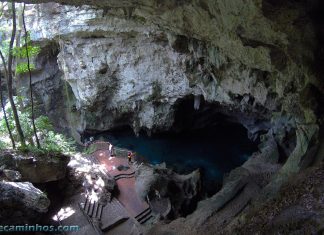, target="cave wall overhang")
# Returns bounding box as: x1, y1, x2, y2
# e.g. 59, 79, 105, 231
2, 0, 321, 146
